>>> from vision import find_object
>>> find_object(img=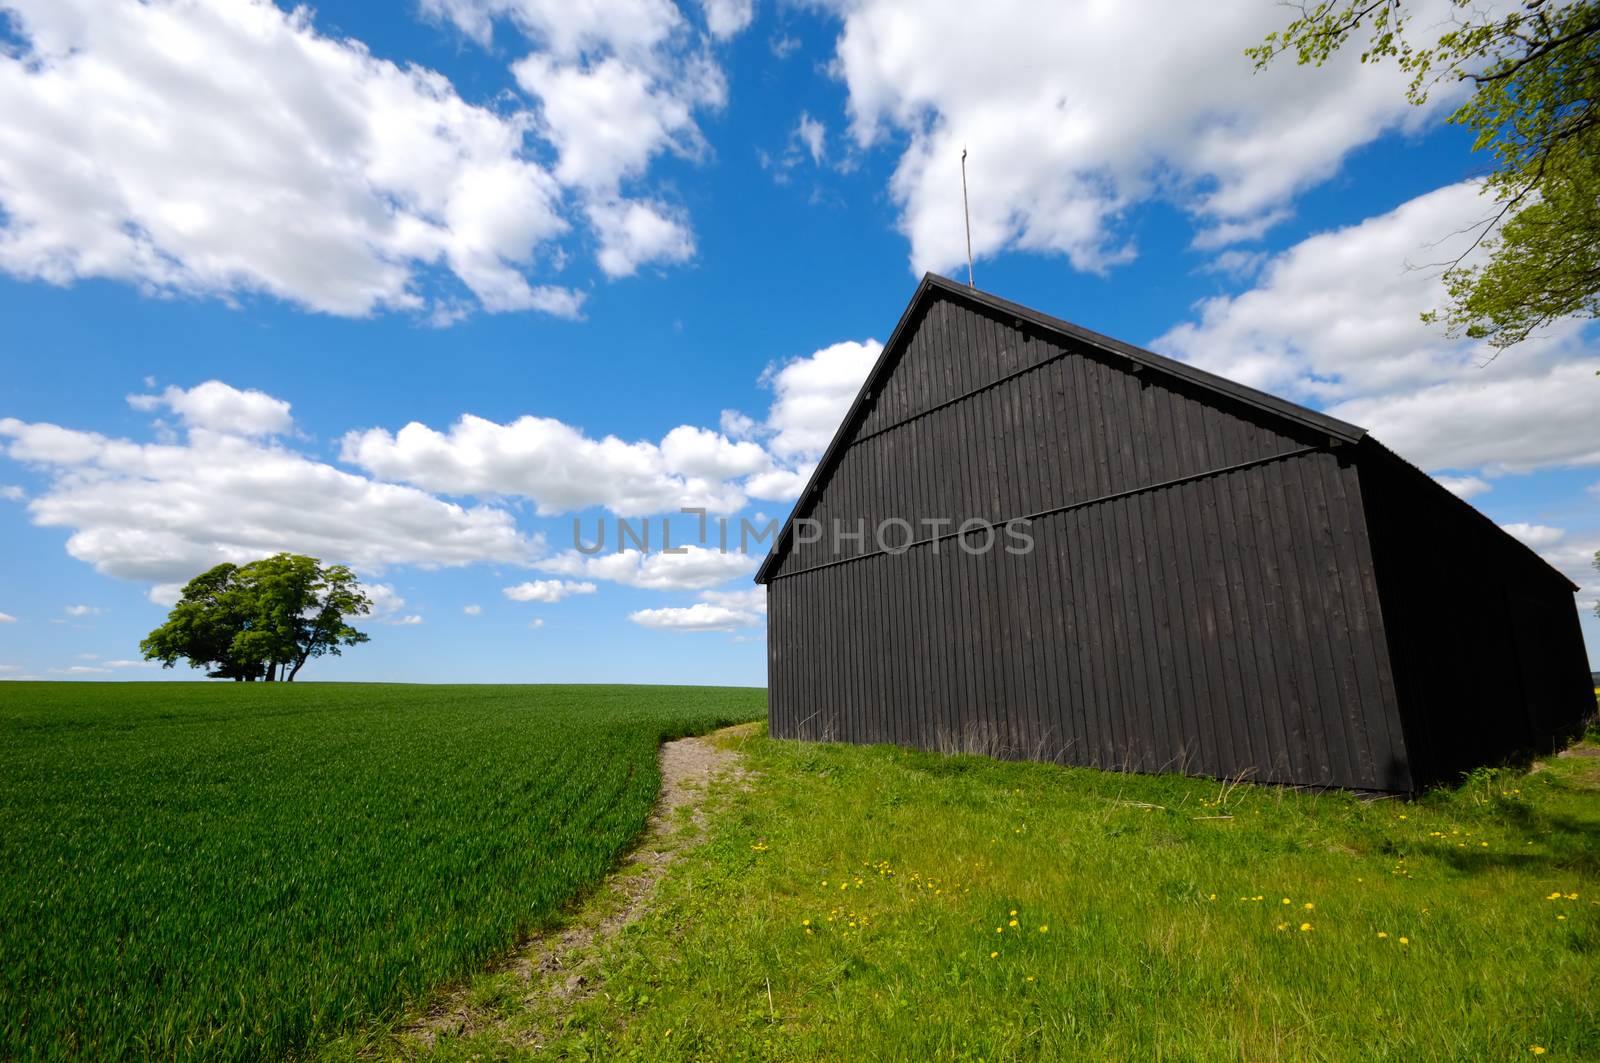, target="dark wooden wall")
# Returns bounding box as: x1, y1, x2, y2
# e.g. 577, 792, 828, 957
1357, 444, 1594, 787
766, 293, 1417, 791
